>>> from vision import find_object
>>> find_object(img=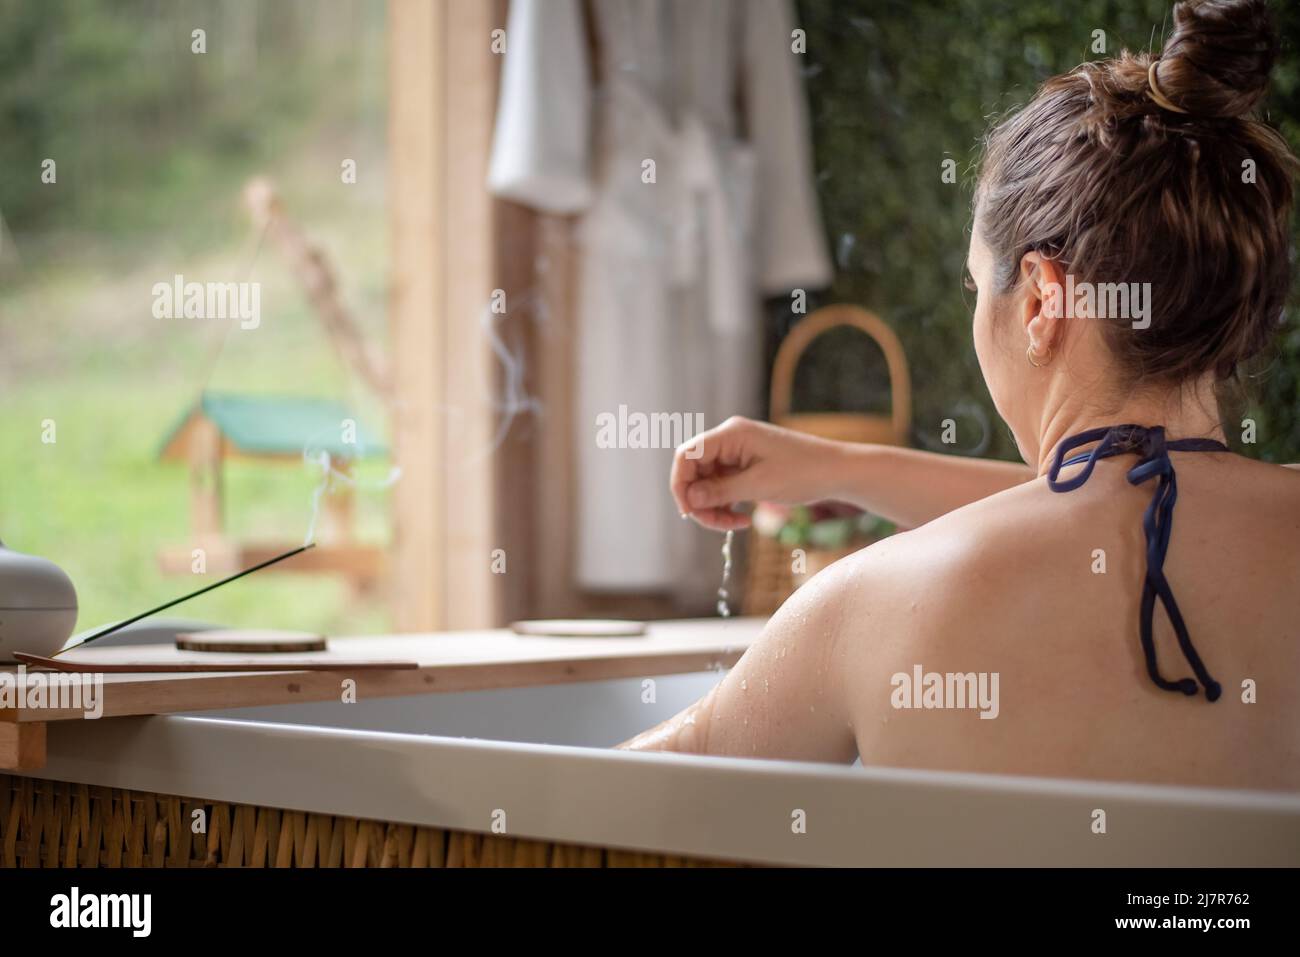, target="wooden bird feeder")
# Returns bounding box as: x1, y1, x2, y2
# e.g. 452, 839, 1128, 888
157, 391, 388, 588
